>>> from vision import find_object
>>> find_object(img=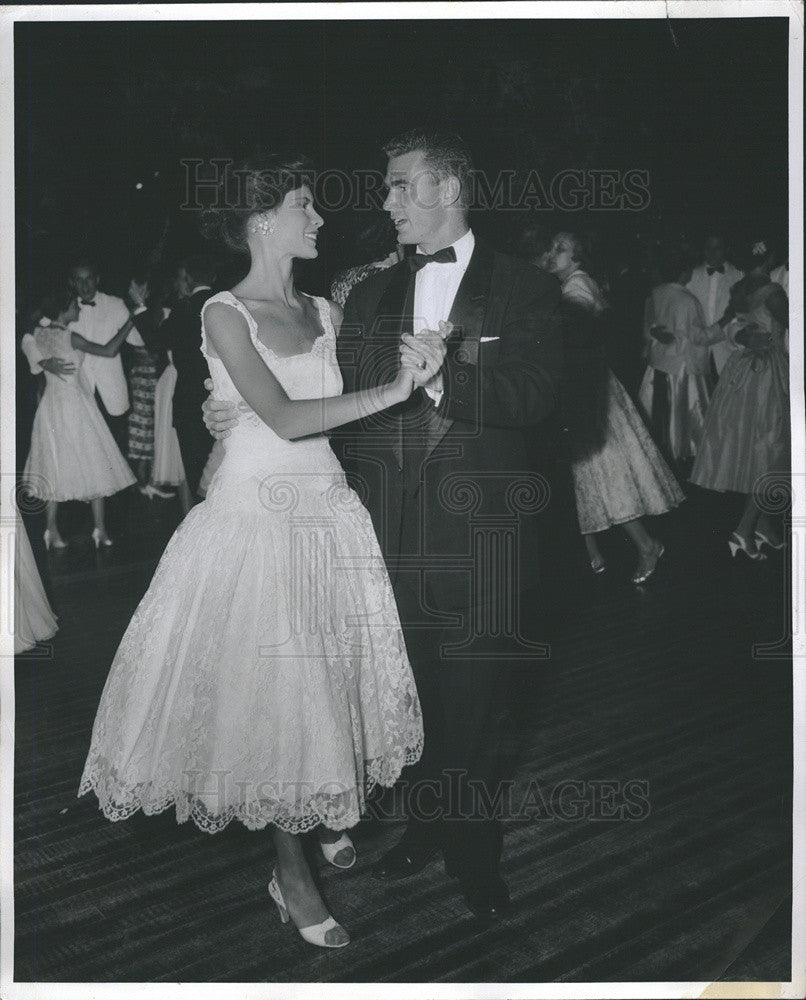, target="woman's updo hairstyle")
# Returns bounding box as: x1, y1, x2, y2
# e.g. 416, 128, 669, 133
200, 151, 315, 253
736, 238, 775, 274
